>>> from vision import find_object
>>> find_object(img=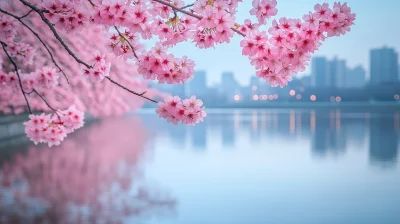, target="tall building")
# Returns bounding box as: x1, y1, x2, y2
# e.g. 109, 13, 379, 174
311, 57, 329, 87
221, 72, 240, 101
346, 65, 366, 88
187, 70, 207, 97
370, 47, 399, 85
398, 64, 400, 81
328, 57, 347, 88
